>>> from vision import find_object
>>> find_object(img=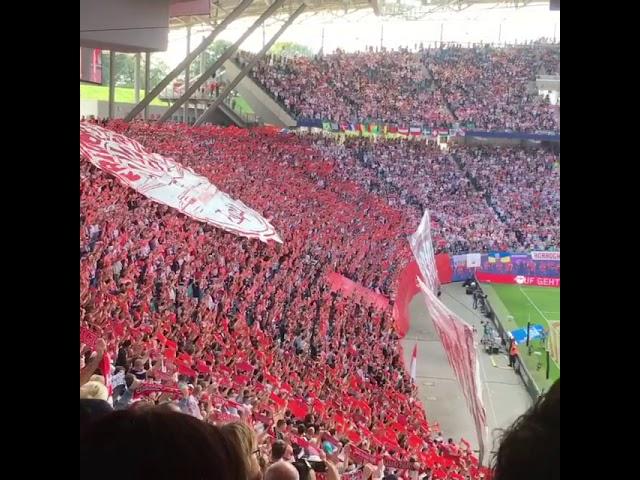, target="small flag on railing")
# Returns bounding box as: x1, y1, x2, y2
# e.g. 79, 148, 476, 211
411, 343, 417, 380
